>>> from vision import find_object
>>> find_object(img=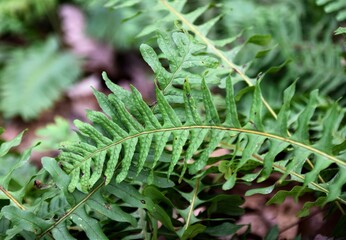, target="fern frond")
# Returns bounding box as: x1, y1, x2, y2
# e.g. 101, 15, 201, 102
59, 72, 346, 207
316, 0, 346, 21
140, 31, 219, 93
220, 0, 345, 102
154, 0, 270, 89
0, 37, 80, 120
105, 0, 279, 117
